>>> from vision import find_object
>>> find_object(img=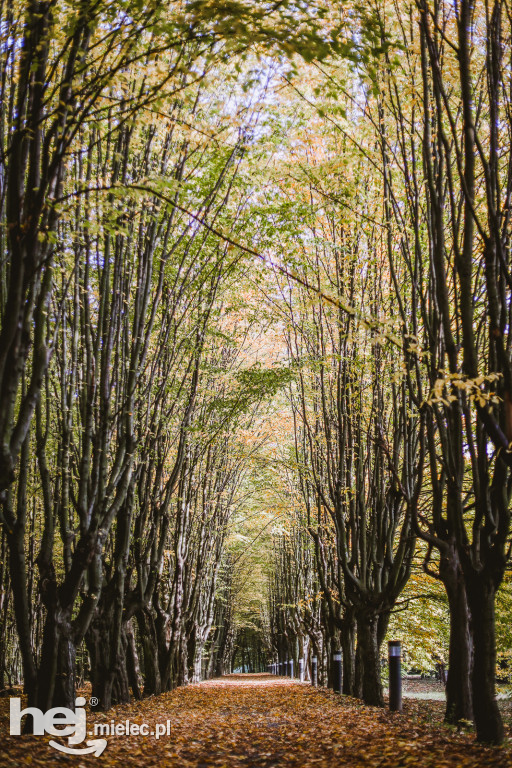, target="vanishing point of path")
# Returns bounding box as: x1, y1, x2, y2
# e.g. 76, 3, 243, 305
1, 674, 511, 768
